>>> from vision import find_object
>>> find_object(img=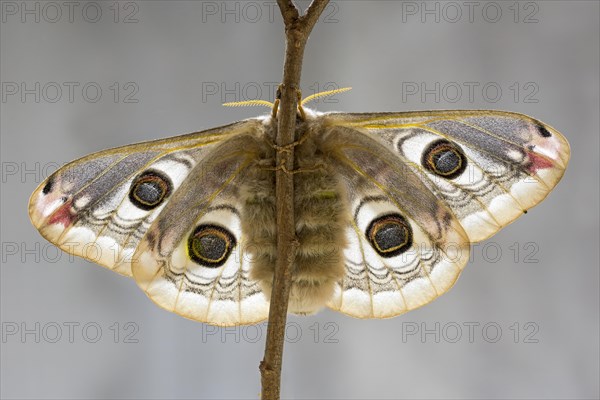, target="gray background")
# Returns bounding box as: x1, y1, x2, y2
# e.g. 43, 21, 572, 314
1, 1, 598, 399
